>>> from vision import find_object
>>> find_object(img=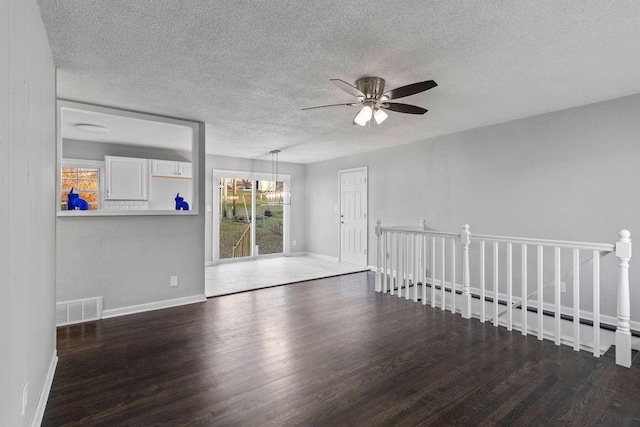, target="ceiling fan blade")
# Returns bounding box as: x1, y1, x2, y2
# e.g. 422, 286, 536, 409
302, 103, 358, 111
382, 80, 437, 100
384, 103, 428, 115
330, 79, 365, 98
